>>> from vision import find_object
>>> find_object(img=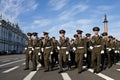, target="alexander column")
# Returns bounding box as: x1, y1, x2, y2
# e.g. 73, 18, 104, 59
103, 15, 108, 33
